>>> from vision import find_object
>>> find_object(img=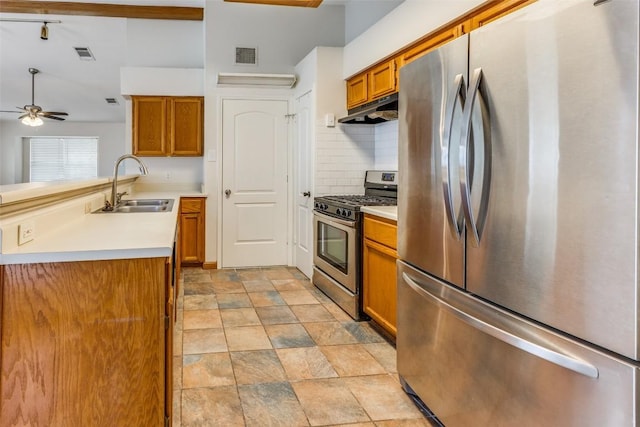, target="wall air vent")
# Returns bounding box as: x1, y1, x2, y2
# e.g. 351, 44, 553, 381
74, 47, 95, 61
235, 47, 257, 65
105, 98, 119, 105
